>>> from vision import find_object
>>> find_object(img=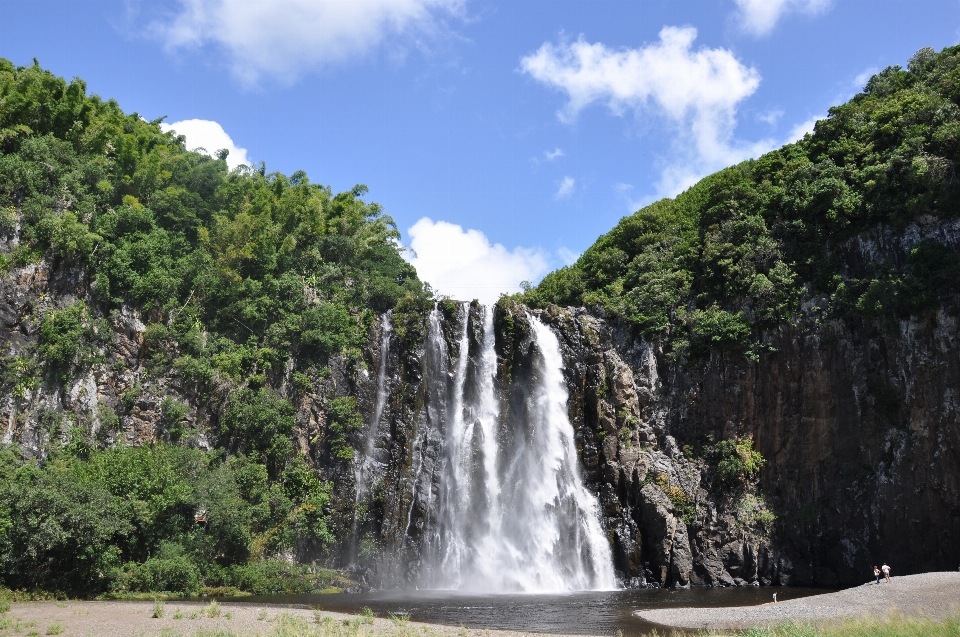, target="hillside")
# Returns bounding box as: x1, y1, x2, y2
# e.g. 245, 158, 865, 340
522, 45, 960, 355
0, 58, 429, 595
0, 45, 959, 597
509, 44, 960, 587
